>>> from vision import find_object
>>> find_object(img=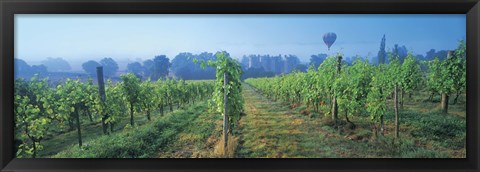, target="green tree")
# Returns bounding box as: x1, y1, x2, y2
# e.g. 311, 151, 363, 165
366, 63, 390, 136
309, 54, 327, 69
302, 65, 323, 113
127, 62, 144, 78
151, 55, 171, 80
387, 55, 402, 138
82, 60, 101, 76
14, 76, 55, 157
426, 58, 442, 102
164, 78, 178, 112
428, 42, 465, 114
377, 34, 387, 64
317, 55, 342, 120
336, 59, 372, 124
399, 53, 422, 108
206, 52, 244, 132
452, 40, 466, 104
56, 79, 92, 147
104, 80, 128, 132
139, 78, 156, 121
330, 55, 343, 121
120, 73, 142, 126
41, 57, 71, 72
100, 58, 119, 77
154, 79, 166, 115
